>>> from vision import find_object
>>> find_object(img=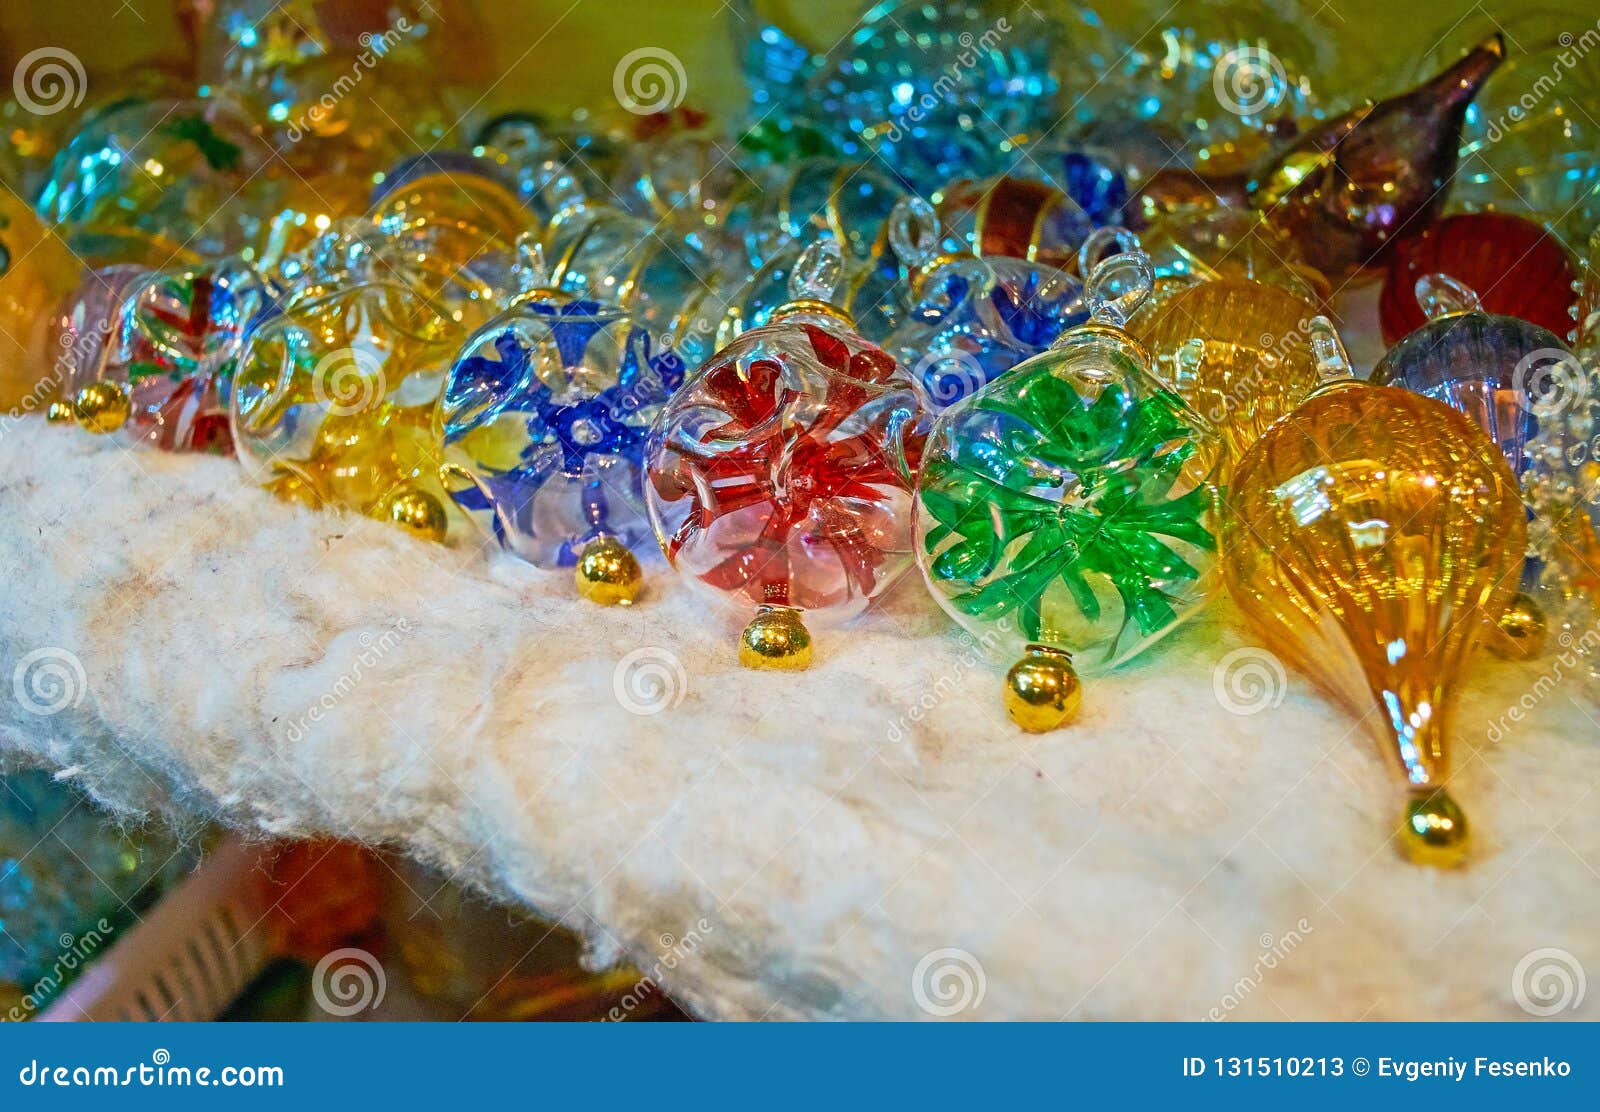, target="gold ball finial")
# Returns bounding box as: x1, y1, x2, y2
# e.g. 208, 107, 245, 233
1399, 788, 1470, 867
71, 381, 131, 434
739, 607, 813, 670
373, 486, 448, 543
1003, 645, 1082, 732
574, 536, 643, 606
46, 400, 76, 424
1486, 592, 1546, 661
